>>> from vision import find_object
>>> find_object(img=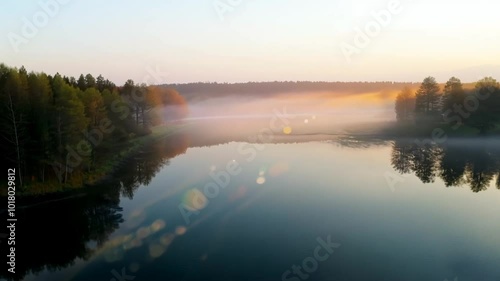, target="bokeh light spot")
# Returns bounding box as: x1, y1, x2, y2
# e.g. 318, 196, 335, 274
175, 226, 187, 236
126, 209, 146, 229
151, 219, 166, 233
136, 227, 151, 240
149, 243, 166, 258
256, 177, 266, 185
183, 189, 208, 211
